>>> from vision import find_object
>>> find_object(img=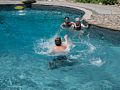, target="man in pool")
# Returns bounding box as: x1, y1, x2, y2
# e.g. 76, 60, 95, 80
49, 35, 69, 69
51, 34, 69, 53
61, 17, 73, 29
